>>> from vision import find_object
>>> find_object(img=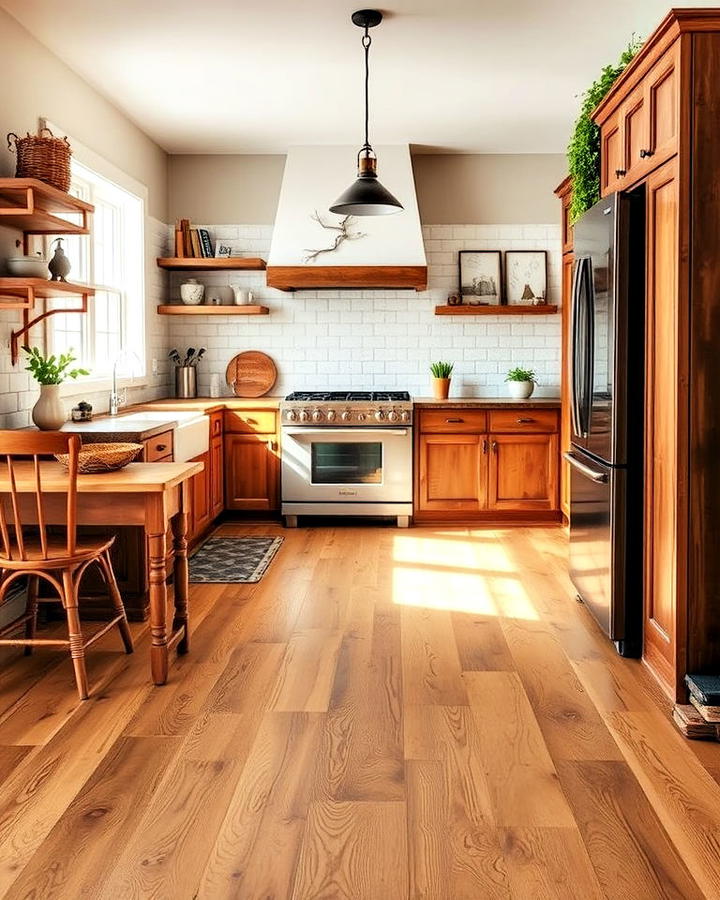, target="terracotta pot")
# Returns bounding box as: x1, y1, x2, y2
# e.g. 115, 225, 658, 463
432, 377, 451, 400
32, 383, 66, 430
